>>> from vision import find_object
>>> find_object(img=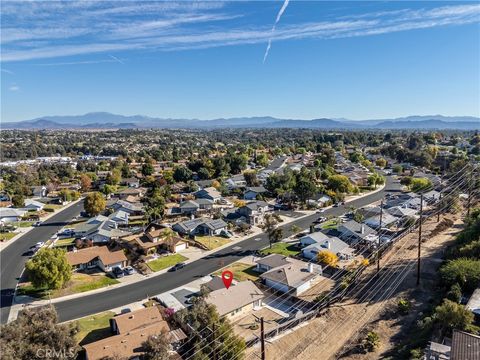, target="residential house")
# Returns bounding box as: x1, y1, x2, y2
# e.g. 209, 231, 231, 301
205, 280, 264, 318
425, 330, 480, 360
108, 210, 129, 225
31, 186, 47, 198
172, 218, 227, 237
307, 194, 332, 208
386, 206, 418, 218
178, 199, 214, 215
423, 190, 441, 205
202, 275, 238, 292
83, 306, 186, 360
121, 177, 140, 188
0, 208, 26, 223
237, 201, 270, 225
122, 227, 188, 254
299, 232, 354, 261
244, 186, 267, 200
259, 257, 323, 296
23, 199, 44, 211
255, 254, 291, 273
337, 220, 378, 246
117, 187, 145, 200
364, 212, 398, 229
466, 287, 480, 319
66, 246, 127, 272
225, 174, 247, 190
194, 187, 222, 203
74, 215, 109, 236
109, 199, 145, 215
194, 180, 213, 189
83, 218, 131, 244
